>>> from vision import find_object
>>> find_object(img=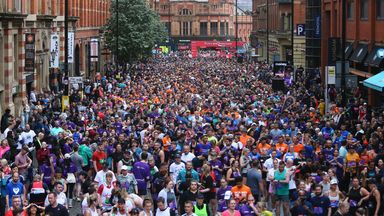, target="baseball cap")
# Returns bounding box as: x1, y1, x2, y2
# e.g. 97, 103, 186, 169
197, 193, 205, 199
121, 165, 129, 171
330, 179, 338, 185
224, 191, 231, 200
64, 153, 71, 159
175, 154, 181, 158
